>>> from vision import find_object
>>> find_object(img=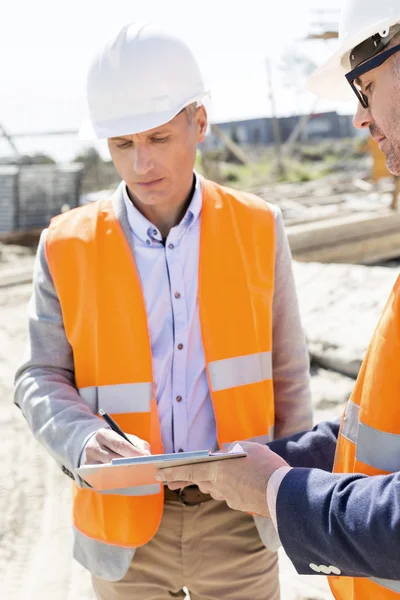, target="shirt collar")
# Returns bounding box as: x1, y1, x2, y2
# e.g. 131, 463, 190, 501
123, 172, 202, 245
